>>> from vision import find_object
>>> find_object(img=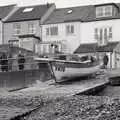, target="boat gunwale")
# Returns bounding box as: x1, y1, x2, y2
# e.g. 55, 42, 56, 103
34, 57, 98, 64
